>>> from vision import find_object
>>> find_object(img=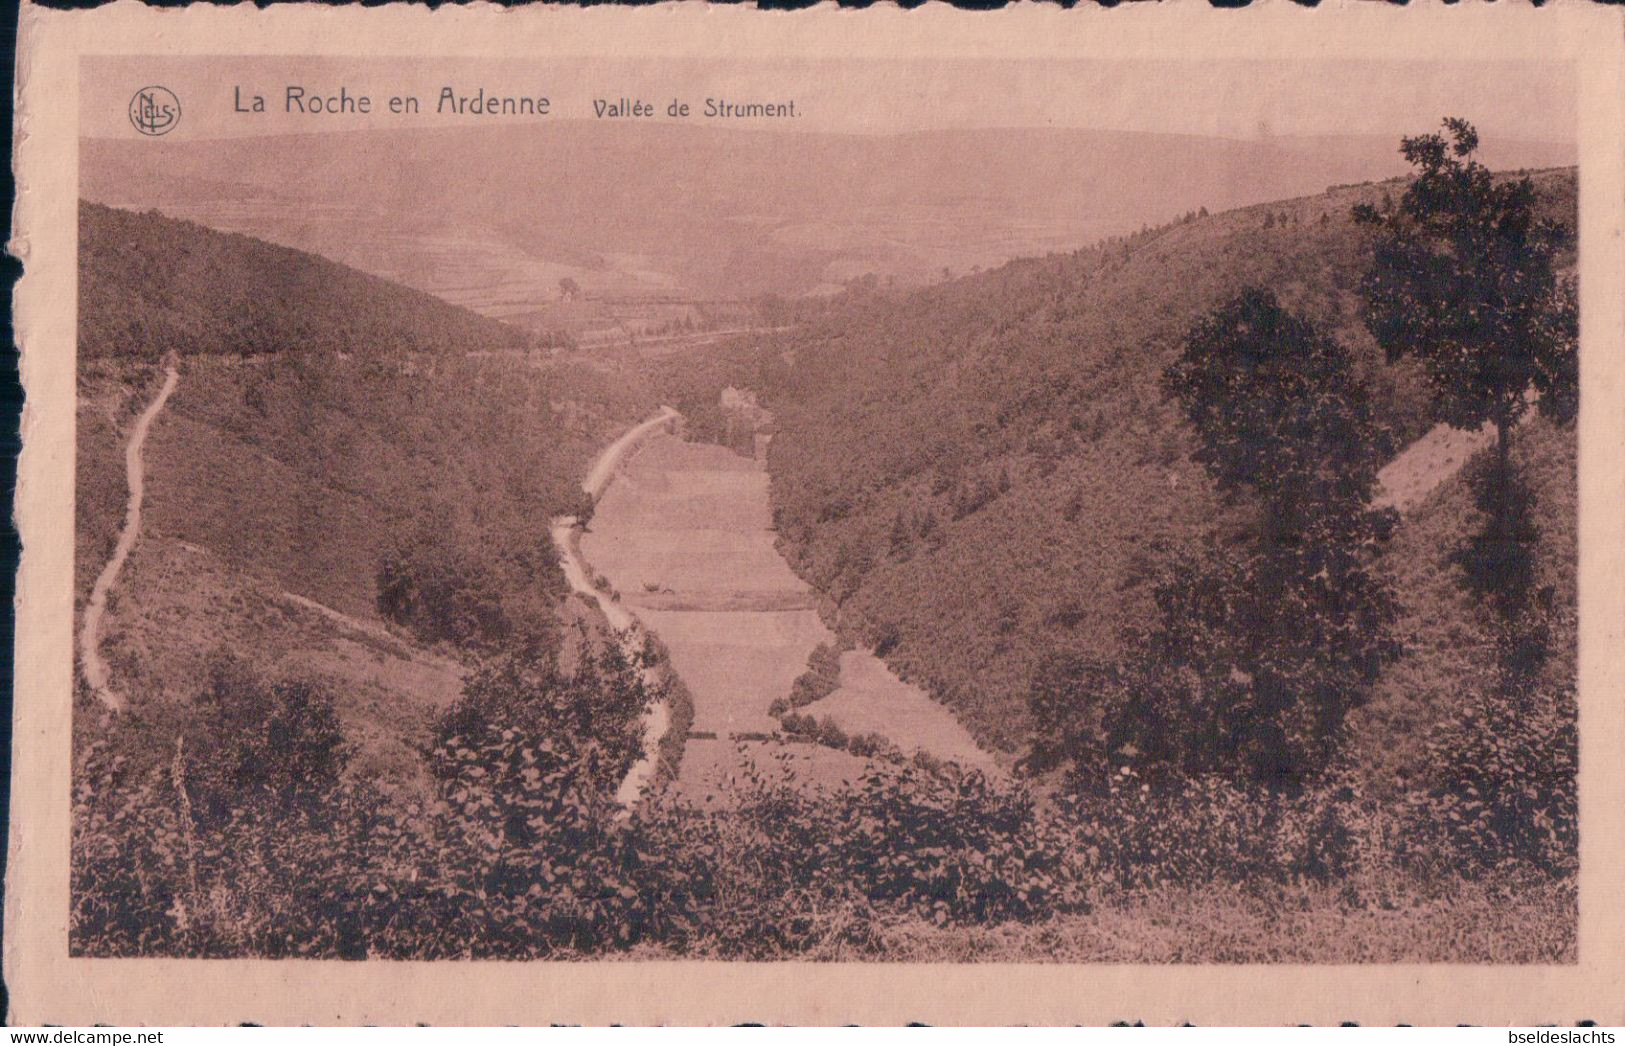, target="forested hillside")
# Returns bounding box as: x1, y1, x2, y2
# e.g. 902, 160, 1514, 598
76, 204, 654, 779
750, 170, 1576, 752
79, 202, 539, 361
